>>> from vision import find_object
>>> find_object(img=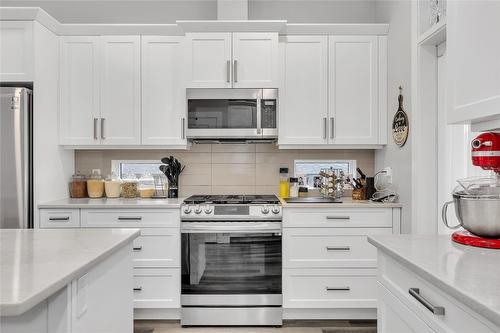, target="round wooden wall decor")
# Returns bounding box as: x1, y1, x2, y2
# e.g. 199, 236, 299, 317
392, 86, 409, 147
